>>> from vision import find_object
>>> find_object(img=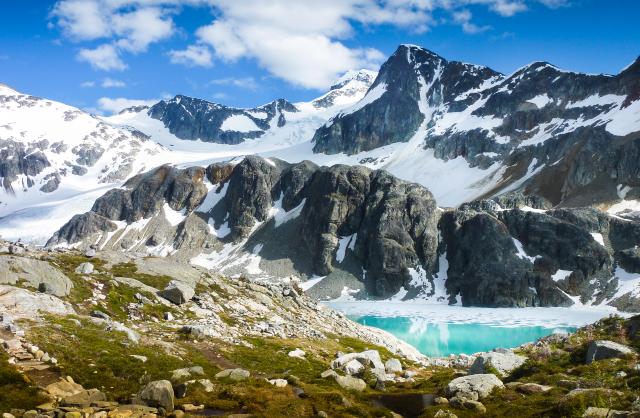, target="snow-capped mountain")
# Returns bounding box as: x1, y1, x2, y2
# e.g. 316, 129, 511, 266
314, 45, 640, 207
0, 83, 170, 241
